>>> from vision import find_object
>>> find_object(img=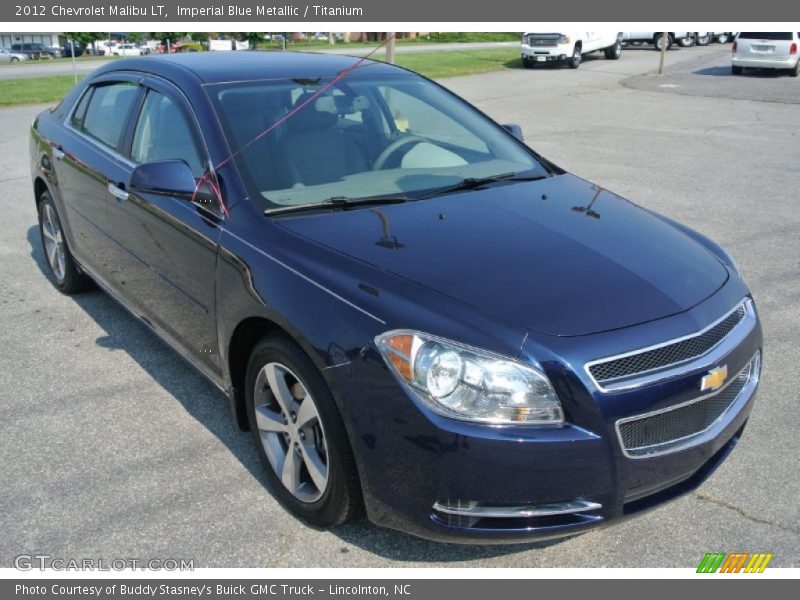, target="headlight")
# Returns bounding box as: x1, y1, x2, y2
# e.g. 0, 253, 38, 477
558, 35, 571, 44
376, 331, 564, 426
